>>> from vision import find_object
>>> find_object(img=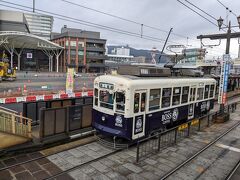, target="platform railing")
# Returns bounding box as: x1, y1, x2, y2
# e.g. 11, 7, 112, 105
136, 102, 238, 163
0, 108, 32, 138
